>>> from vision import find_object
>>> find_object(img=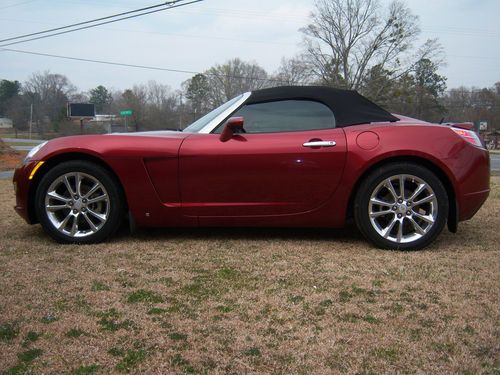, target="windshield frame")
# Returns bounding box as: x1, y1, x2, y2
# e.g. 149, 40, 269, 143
183, 92, 251, 133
